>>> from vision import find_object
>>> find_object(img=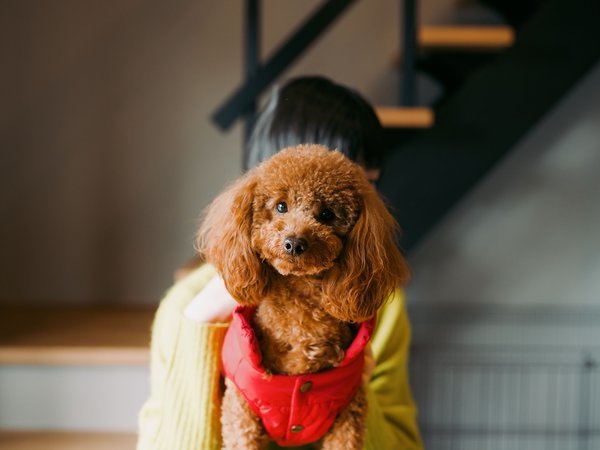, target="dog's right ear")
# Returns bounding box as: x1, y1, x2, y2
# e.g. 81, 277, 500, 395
196, 172, 268, 306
